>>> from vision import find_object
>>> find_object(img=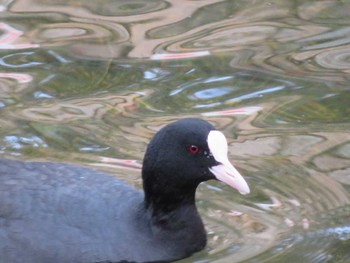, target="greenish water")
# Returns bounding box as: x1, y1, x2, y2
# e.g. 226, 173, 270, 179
0, 0, 350, 262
